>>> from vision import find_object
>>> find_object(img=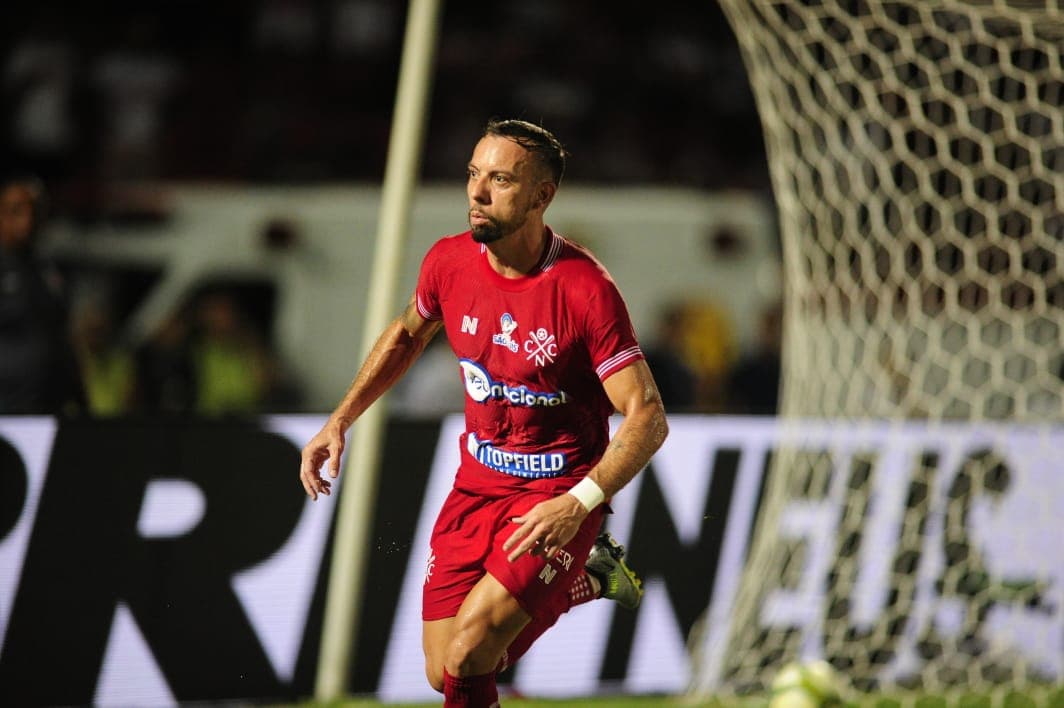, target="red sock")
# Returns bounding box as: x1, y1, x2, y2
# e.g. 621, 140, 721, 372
567, 571, 598, 608
443, 668, 499, 708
